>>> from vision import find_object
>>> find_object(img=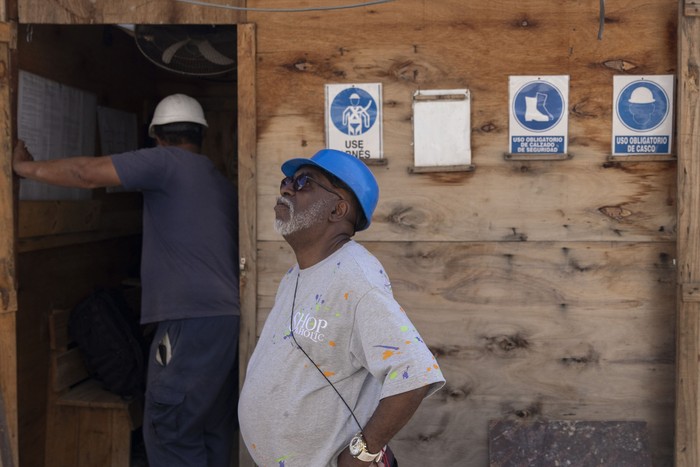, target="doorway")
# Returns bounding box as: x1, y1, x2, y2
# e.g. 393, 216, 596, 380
11, 22, 255, 466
